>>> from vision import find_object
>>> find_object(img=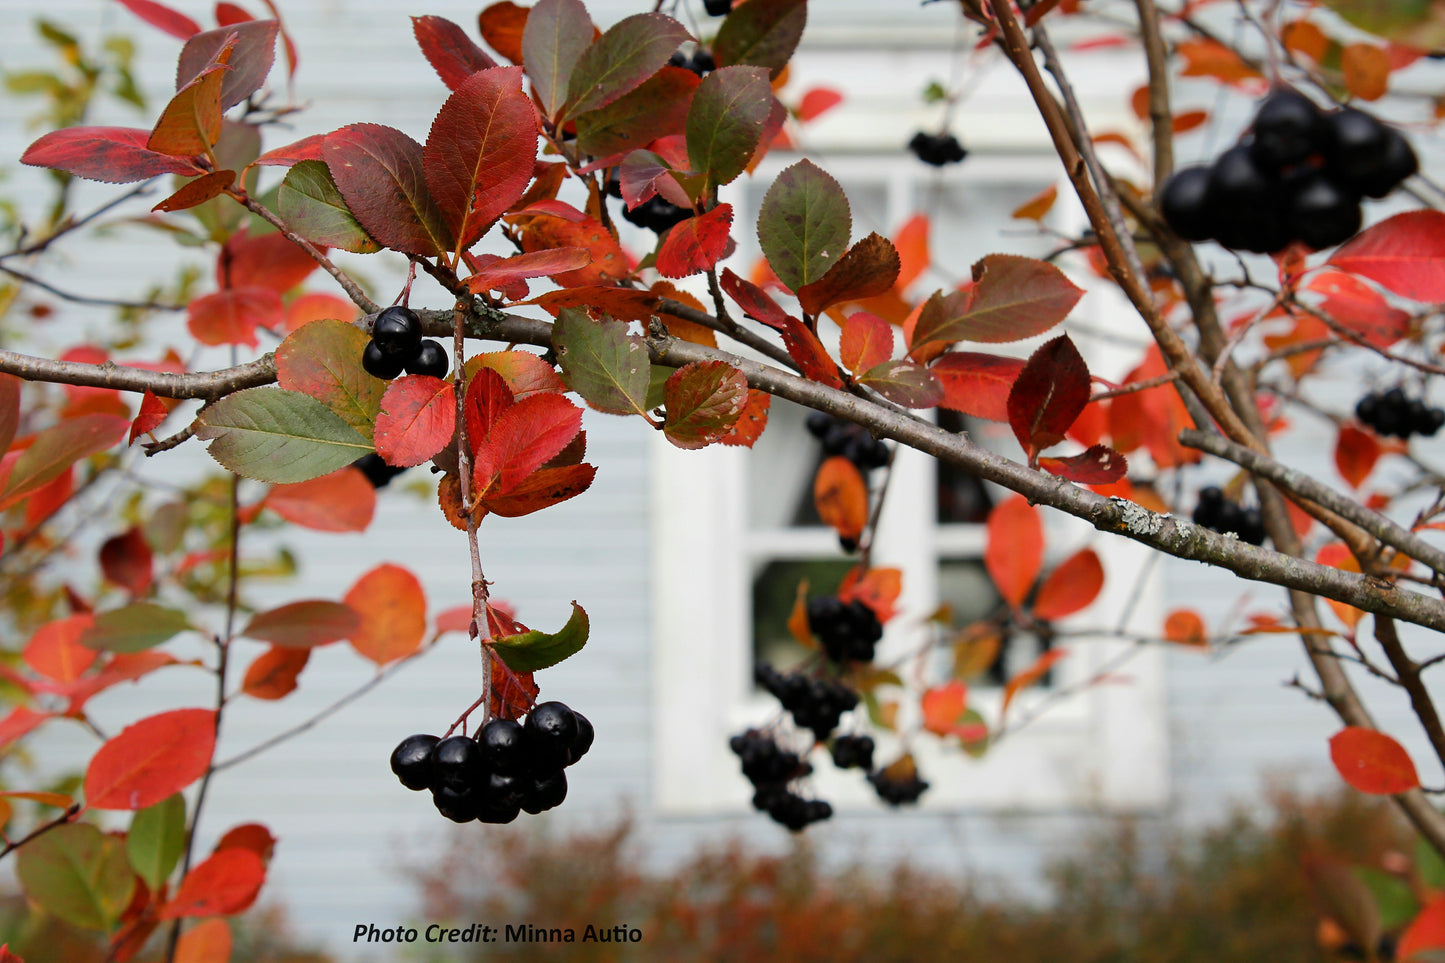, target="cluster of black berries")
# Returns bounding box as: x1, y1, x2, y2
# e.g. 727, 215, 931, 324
806, 595, 883, 664
807, 411, 891, 473
868, 764, 929, 806
621, 196, 694, 234
729, 729, 832, 830
362, 305, 449, 381
829, 733, 875, 770
1161, 88, 1418, 253
1191, 486, 1265, 546
389, 702, 592, 824
908, 131, 968, 167
1355, 388, 1445, 440
704, 0, 731, 15
668, 47, 715, 77
754, 664, 859, 741
351, 452, 407, 488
